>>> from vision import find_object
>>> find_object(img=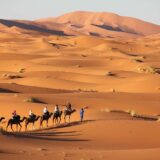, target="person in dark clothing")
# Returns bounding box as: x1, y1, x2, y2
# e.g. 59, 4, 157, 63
80, 108, 84, 122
